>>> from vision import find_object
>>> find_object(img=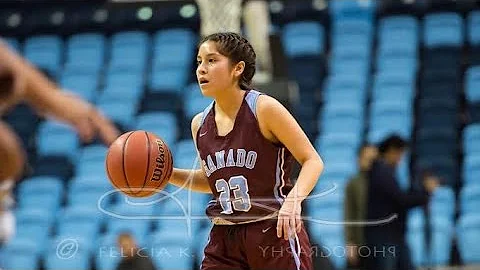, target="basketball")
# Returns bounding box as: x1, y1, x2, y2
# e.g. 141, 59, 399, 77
105, 130, 173, 197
